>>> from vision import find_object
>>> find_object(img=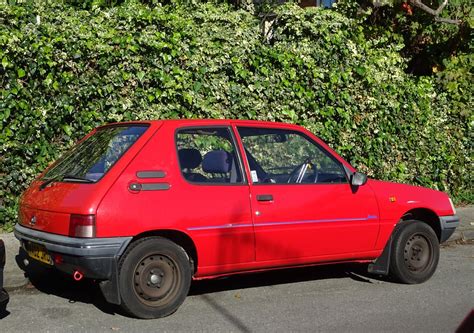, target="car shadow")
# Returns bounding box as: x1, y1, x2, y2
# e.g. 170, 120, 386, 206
188, 263, 389, 333
18, 246, 390, 319
189, 262, 388, 296
16, 248, 123, 316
